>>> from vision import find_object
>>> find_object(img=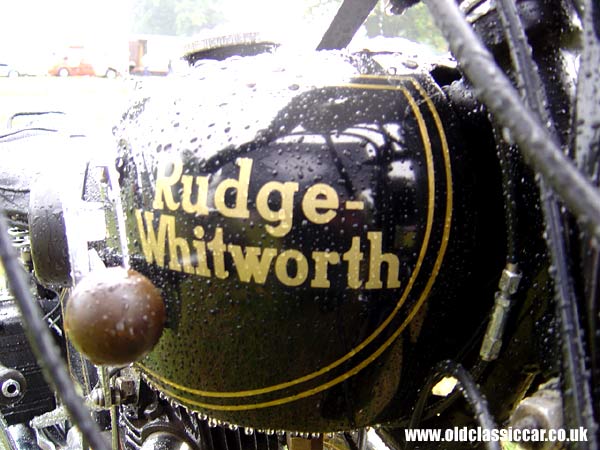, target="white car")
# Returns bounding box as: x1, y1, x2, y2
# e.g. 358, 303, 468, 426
0, 60, 46, 77
0, 62, 19, 77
